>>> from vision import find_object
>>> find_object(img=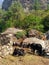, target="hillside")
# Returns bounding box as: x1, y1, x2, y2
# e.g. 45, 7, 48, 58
2, 0, 49, 10
0, 54, 49, 65
0, 0, 49, 65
